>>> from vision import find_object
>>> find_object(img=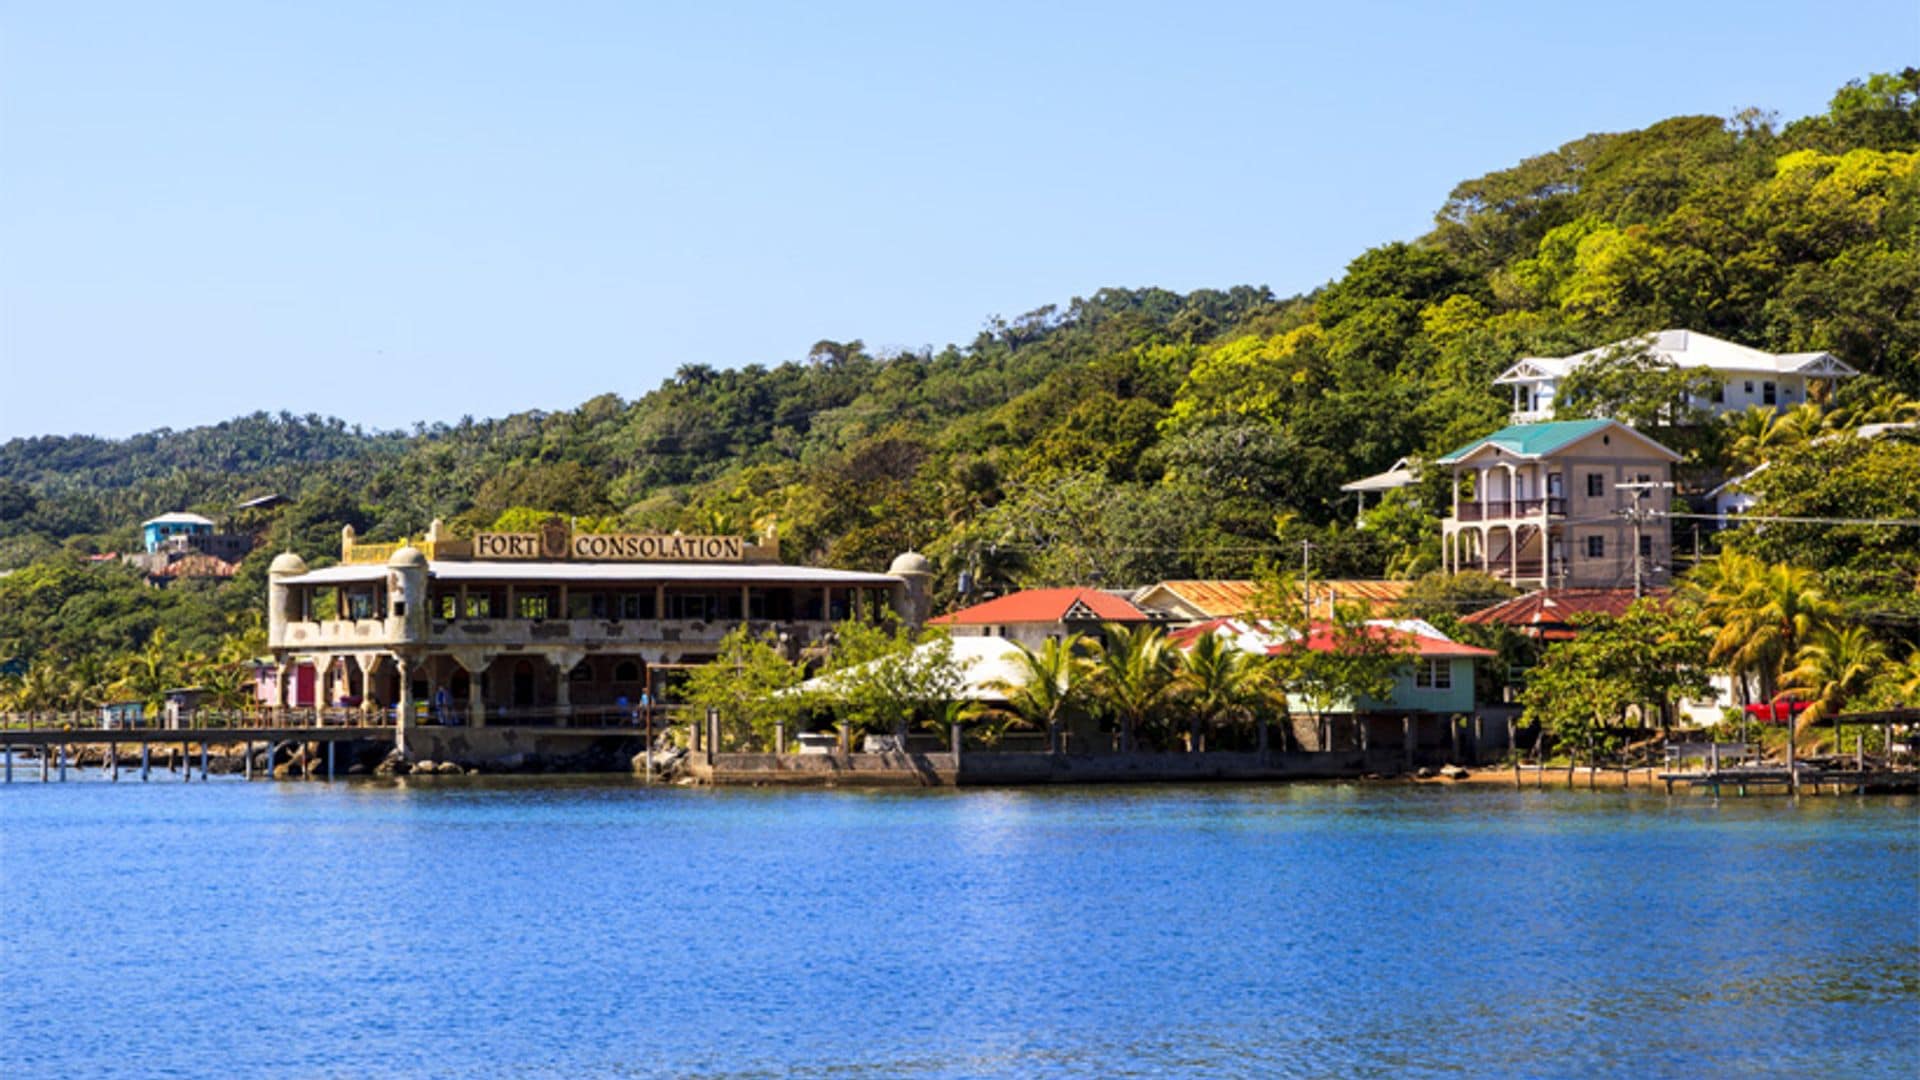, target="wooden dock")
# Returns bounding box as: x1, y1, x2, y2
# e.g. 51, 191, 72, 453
1656, 765, 1919, 796
0, 724, 395, 783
